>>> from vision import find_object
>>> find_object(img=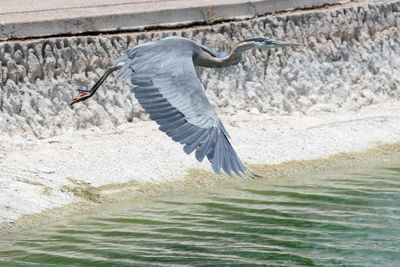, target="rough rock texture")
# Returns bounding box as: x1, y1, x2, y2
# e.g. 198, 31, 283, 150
0, 1, 399, 139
